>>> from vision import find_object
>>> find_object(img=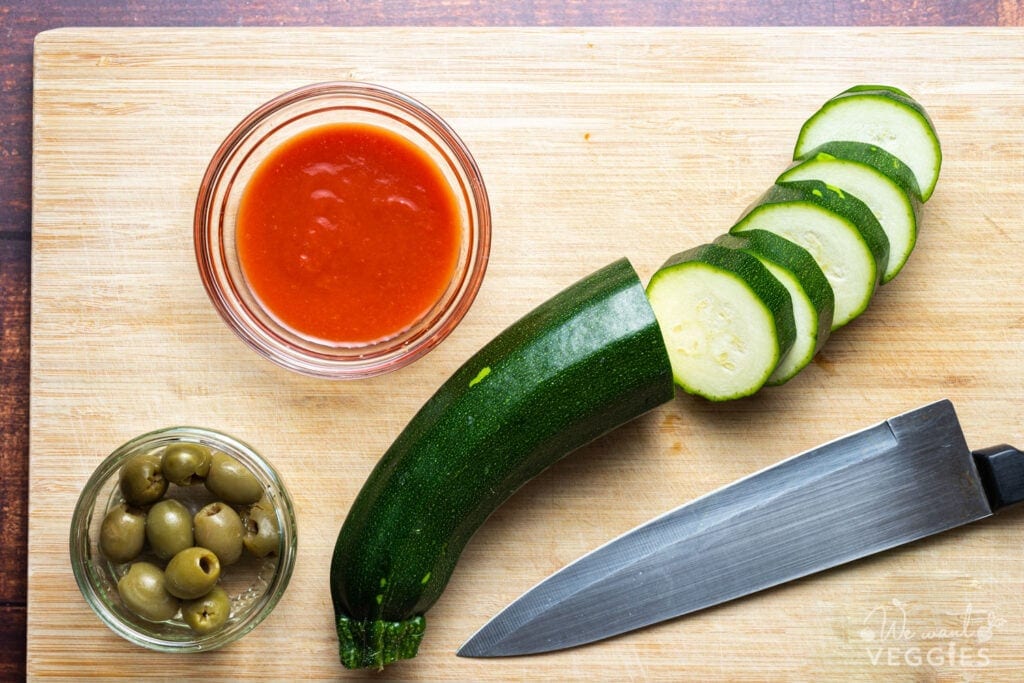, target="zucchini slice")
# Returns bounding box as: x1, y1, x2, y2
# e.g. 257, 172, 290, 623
330, 258, 674, 669
780, 145, 919, 283
842, 83, 914, 98
646, 243, 795, 401
713, 231, 834, 385
794, 86, 942, 201
731, 180, 889, 330
794, 139, 921, 208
